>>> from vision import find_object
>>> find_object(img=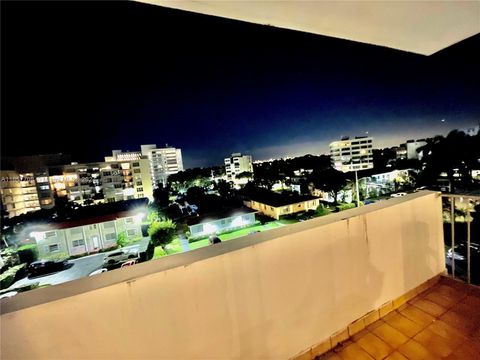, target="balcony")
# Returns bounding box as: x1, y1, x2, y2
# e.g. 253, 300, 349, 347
1, 191, 478, 359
